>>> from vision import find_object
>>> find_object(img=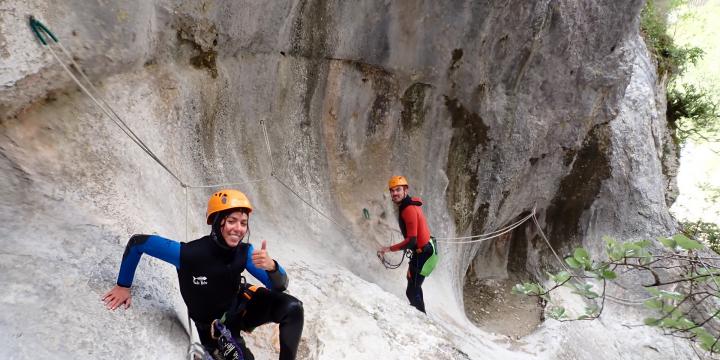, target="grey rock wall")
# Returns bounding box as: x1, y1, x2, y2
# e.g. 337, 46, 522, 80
0, 0, 689, 358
